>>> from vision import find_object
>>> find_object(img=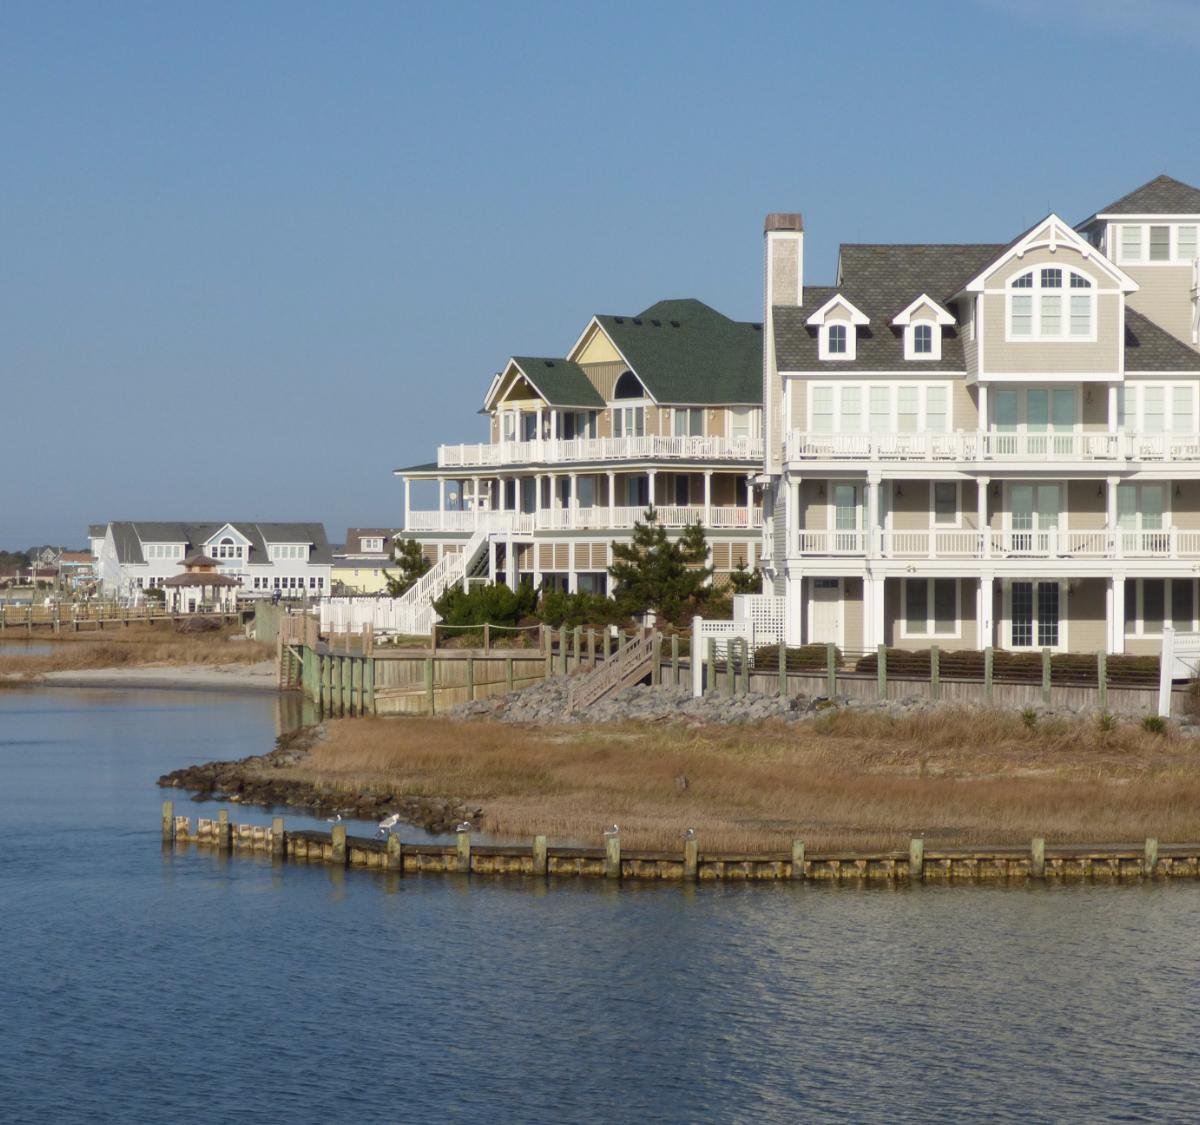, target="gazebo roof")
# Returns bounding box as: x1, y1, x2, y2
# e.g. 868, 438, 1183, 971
162, 572, 240, 588
182, 551, 220, 567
